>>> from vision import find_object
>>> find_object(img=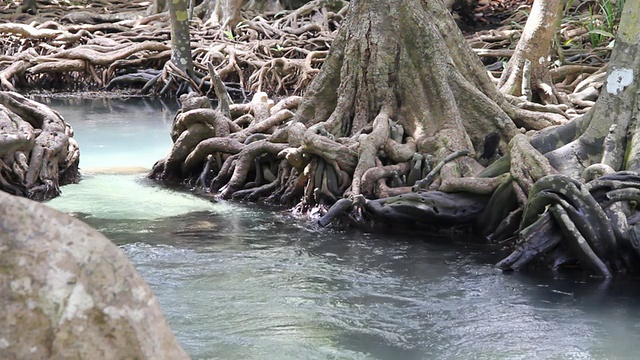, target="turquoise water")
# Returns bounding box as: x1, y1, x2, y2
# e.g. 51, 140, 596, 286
44, 97, 640, 360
